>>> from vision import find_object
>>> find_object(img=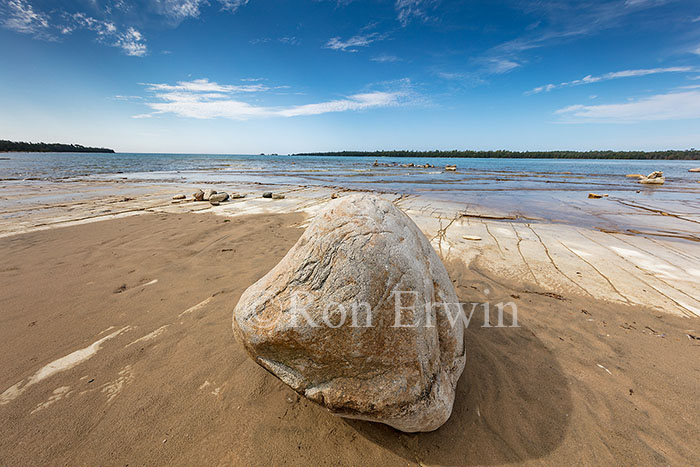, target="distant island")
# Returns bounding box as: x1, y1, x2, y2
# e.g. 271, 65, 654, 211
0, 140, 115, 153
294, 150, 700, 160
